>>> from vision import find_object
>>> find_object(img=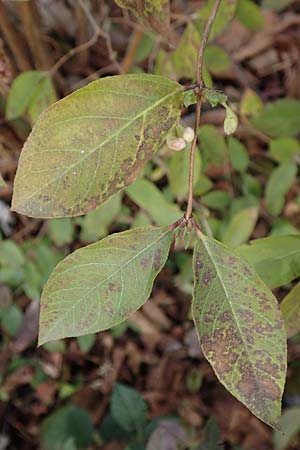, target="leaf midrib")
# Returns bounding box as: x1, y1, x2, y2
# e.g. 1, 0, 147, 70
40, 229, 171, 343
15, 85, 182, 208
